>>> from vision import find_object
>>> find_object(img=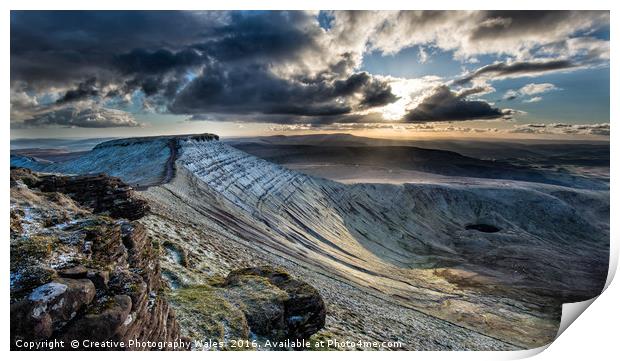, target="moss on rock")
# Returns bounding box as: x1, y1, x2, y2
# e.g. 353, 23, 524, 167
10, 235, 57, 269
168, 285, 250, 347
